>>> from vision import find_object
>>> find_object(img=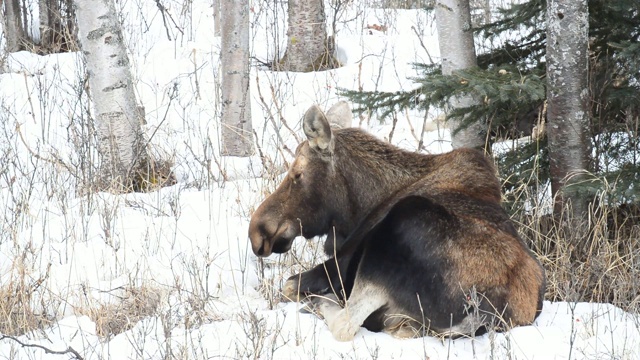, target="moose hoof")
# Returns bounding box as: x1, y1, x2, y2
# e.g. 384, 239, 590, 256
328, 309, 360, 342
281, 279, 301, 302
314, 294, 340, 319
